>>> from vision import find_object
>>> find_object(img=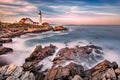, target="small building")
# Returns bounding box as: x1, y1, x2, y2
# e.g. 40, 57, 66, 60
19, 17, 39, 25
